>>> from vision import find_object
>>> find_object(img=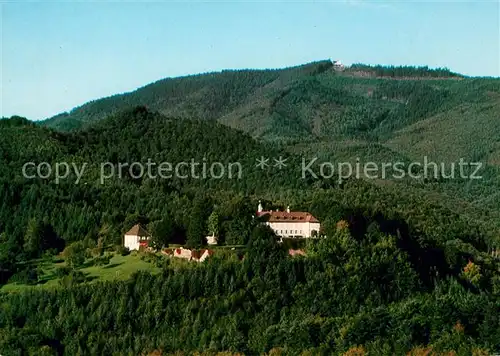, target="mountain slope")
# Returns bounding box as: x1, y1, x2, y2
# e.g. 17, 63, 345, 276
42, 60, 334, 133
41, 62, 500, 152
